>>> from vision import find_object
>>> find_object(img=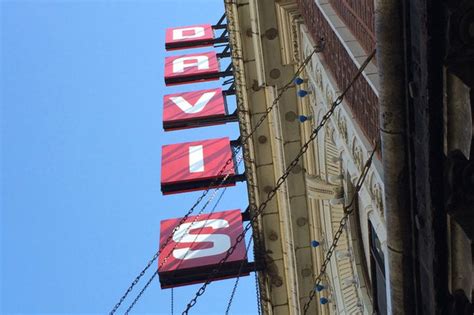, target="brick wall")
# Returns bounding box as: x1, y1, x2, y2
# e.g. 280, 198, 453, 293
329, 0, 375, 54
297, 0, 379, 146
